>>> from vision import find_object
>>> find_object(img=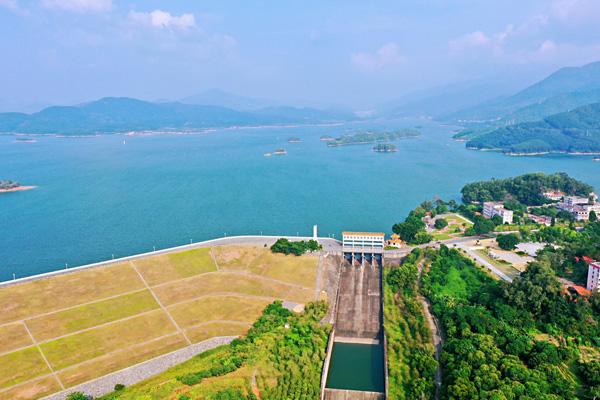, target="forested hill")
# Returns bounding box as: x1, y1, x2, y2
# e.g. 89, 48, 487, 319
0, 97, 354, 135
460, 172, 594, 205
466, 102, 600, 154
